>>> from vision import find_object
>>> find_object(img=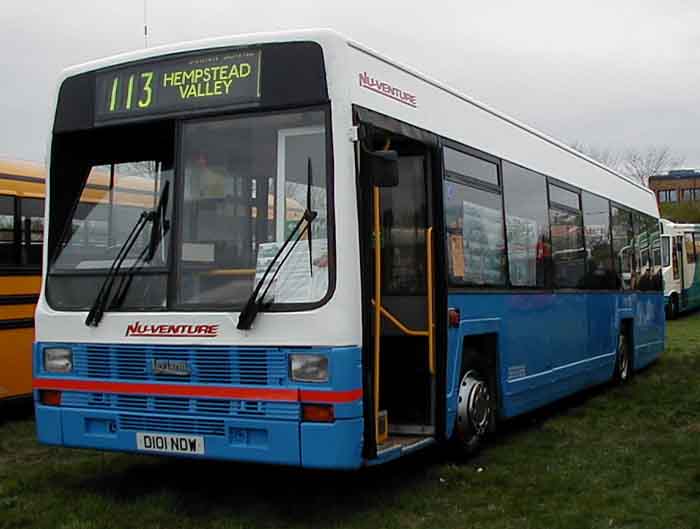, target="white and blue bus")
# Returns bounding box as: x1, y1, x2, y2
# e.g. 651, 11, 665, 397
34, 30, 664, 468
661, 219, 700, 318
